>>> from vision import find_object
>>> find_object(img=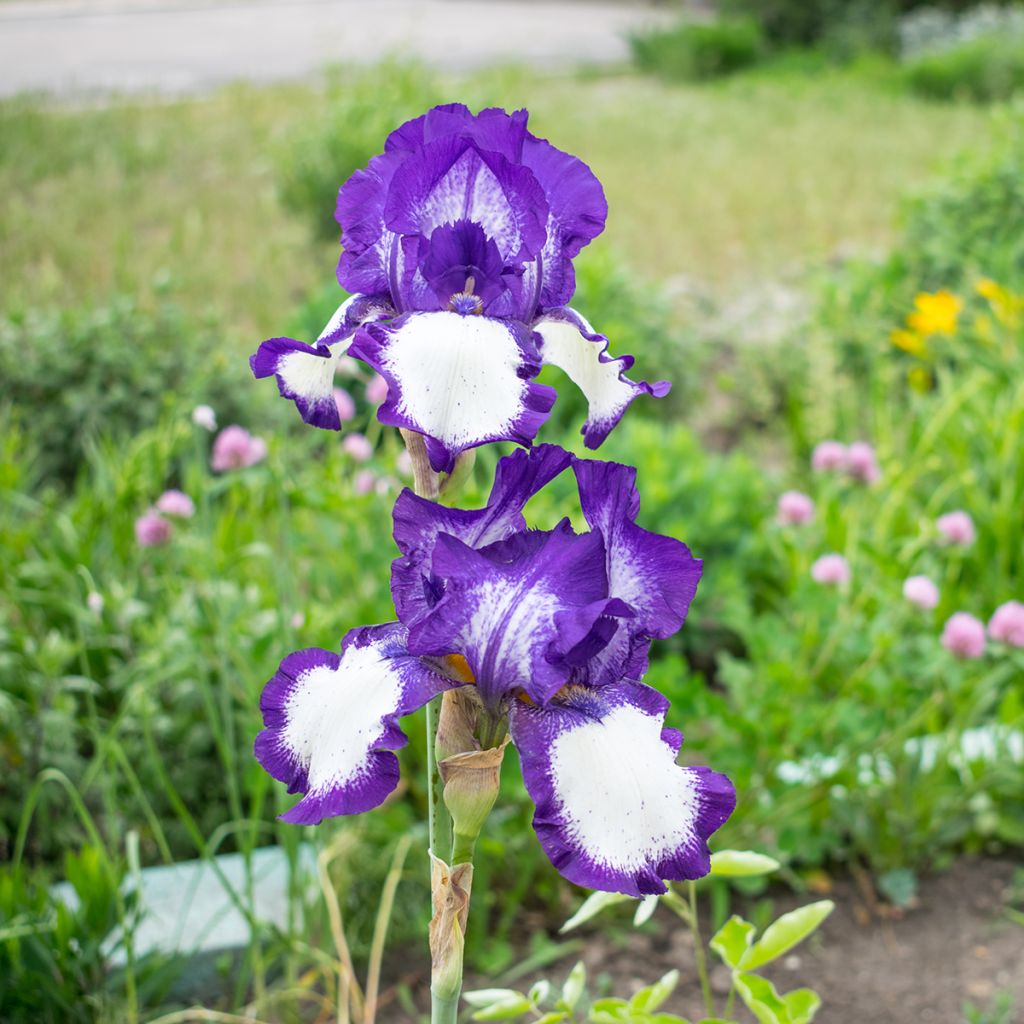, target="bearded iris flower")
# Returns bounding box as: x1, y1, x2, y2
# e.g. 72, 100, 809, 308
251, 105, 669, 473
255, 446, 734, 896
